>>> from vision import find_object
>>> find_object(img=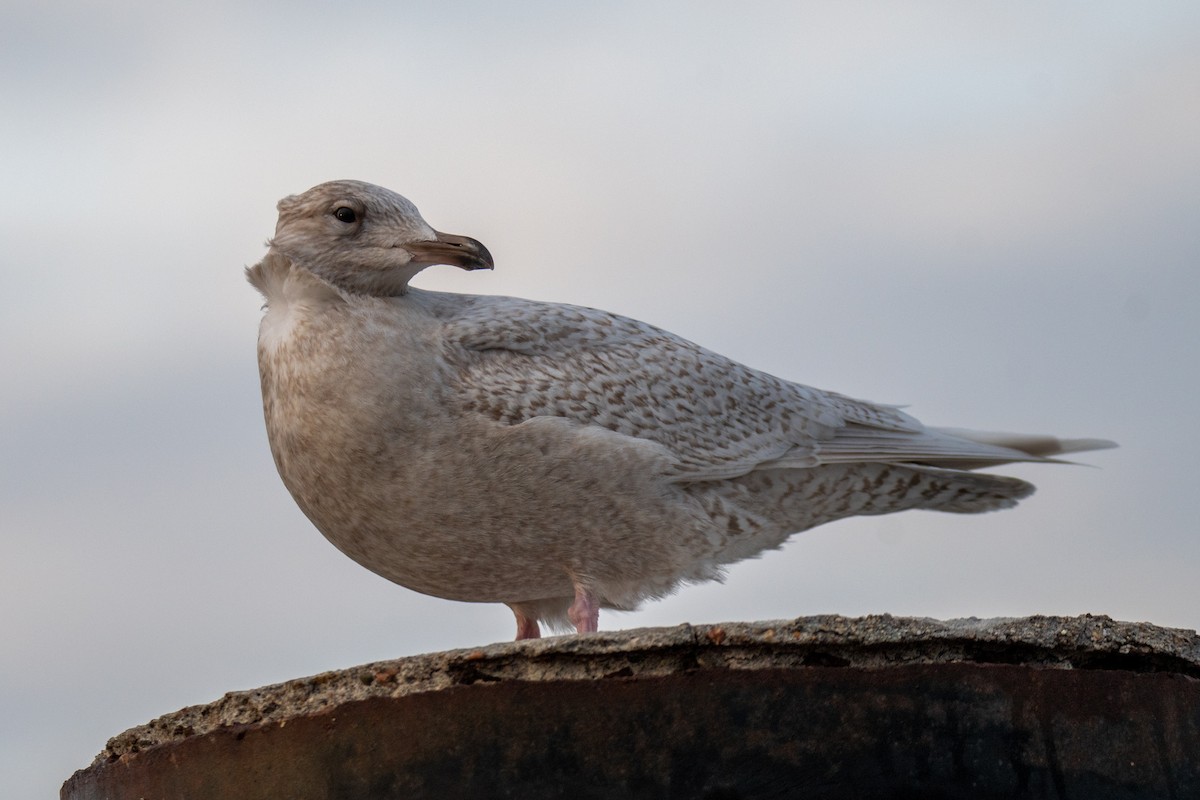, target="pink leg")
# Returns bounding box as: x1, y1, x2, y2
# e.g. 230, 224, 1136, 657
509, 605, 541, 641
568, 585, 600, 634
